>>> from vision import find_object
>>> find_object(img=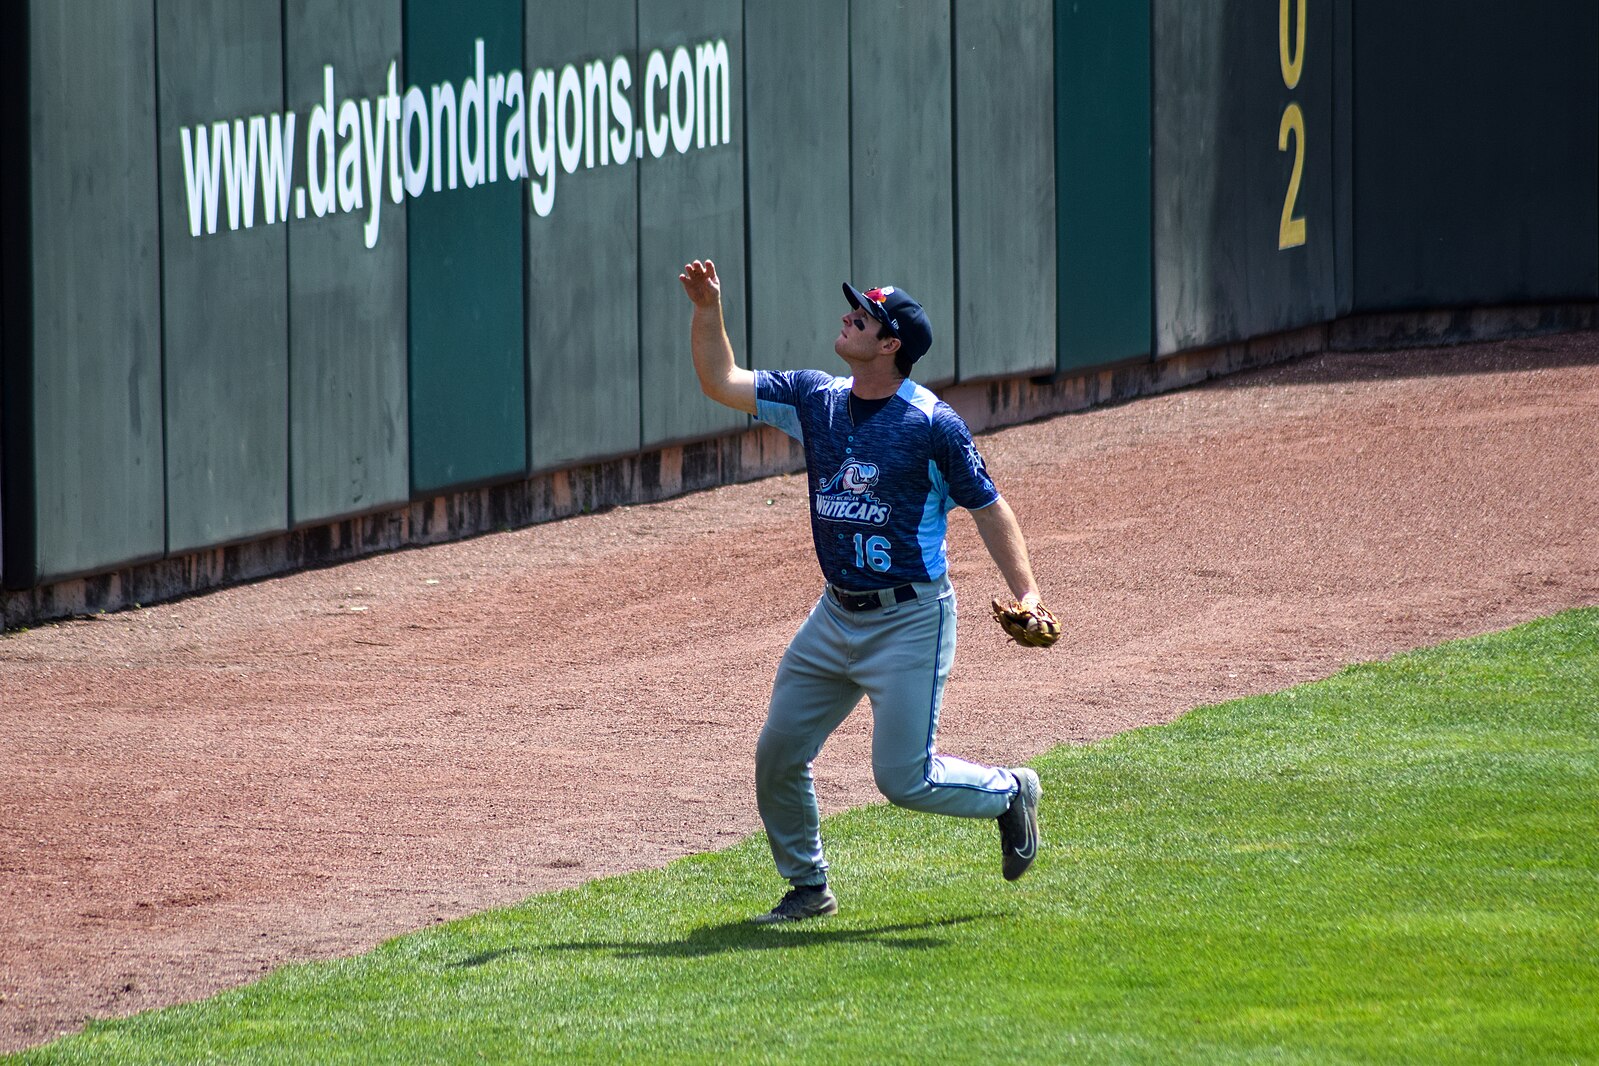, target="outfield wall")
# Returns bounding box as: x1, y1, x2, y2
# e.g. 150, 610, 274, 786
3, 0, 1597, 623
